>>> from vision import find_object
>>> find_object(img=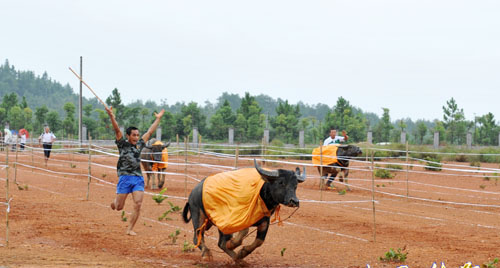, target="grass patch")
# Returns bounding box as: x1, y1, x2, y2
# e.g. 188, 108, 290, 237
152, 188, 168, 204
374, 168, 394, 179
380, 247, 408, 263
423, 157, 442, 171
483, 258, 499, 268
